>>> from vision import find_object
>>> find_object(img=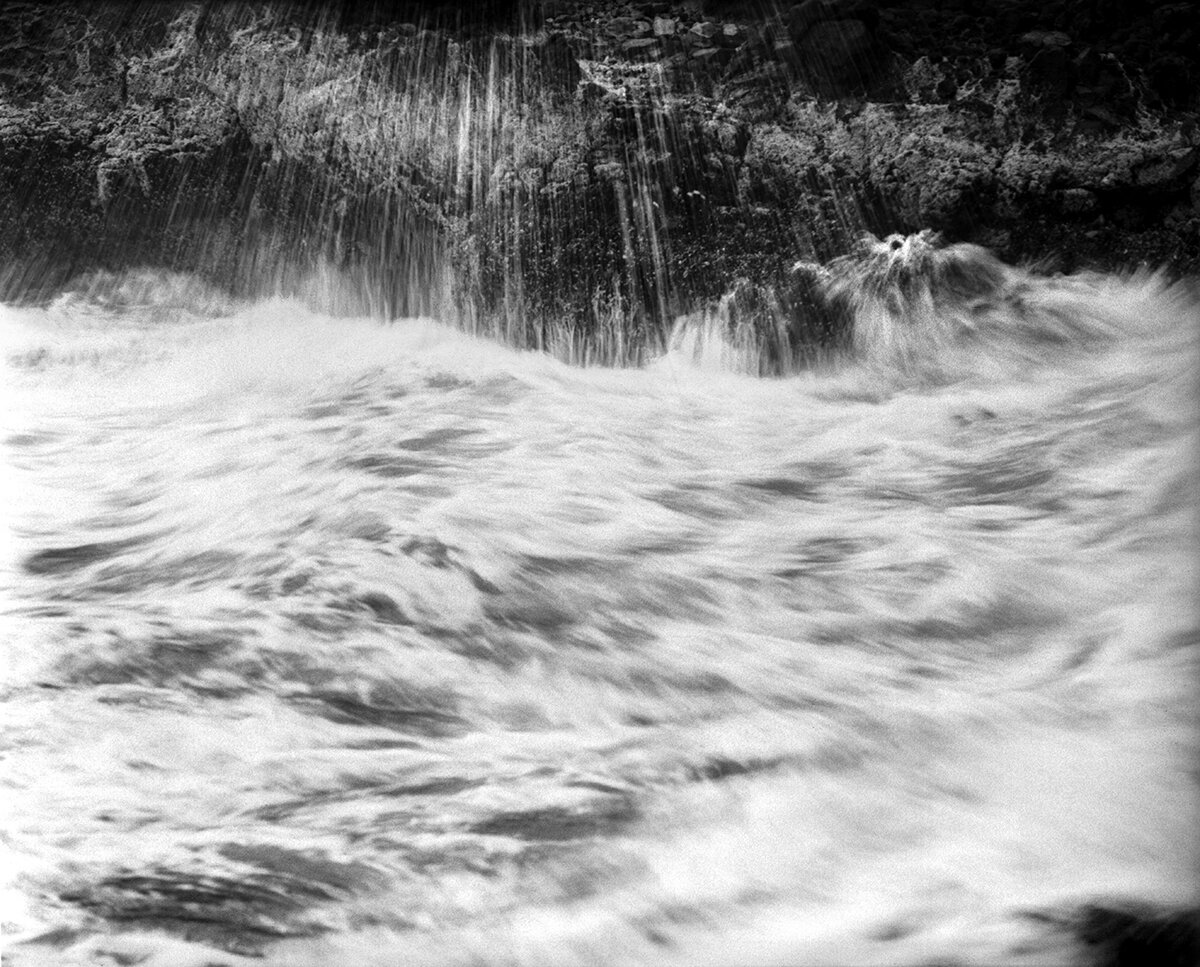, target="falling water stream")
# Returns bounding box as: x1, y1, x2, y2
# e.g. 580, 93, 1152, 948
1, 238, 1197, 965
